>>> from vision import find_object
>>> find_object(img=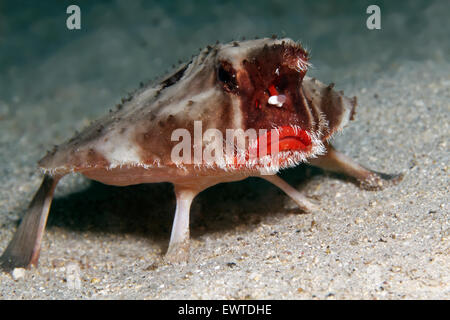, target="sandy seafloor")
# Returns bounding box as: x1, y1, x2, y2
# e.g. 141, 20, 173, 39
0, 0, 448, 299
